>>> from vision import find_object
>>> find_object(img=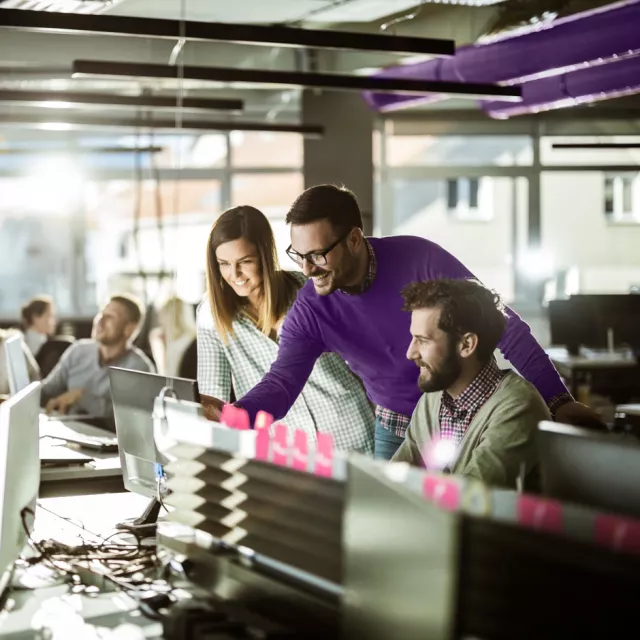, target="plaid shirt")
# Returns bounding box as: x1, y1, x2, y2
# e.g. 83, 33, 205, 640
340, 238, 377, 296
196, 272, 374, 454
439, 357, 507, 445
